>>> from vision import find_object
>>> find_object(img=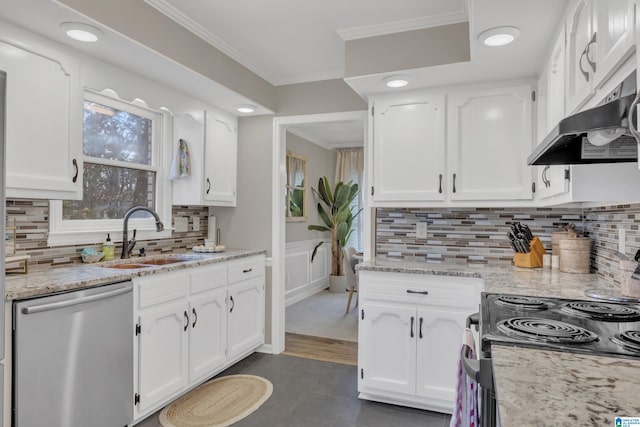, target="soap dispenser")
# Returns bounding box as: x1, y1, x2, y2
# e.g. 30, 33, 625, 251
103, 233, 115, 260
